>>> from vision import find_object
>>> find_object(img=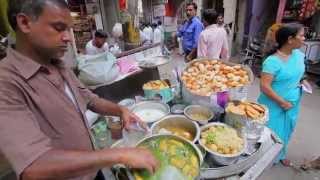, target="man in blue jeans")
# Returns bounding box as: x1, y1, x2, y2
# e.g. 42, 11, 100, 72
177, 2, 203, 62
